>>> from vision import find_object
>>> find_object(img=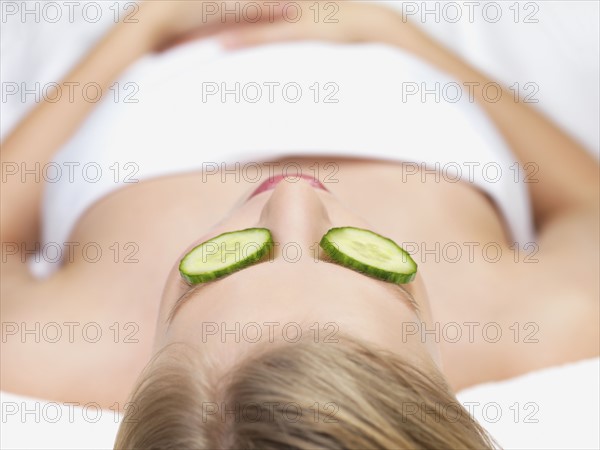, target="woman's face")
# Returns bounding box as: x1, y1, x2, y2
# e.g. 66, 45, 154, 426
156, 177, 441, 373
